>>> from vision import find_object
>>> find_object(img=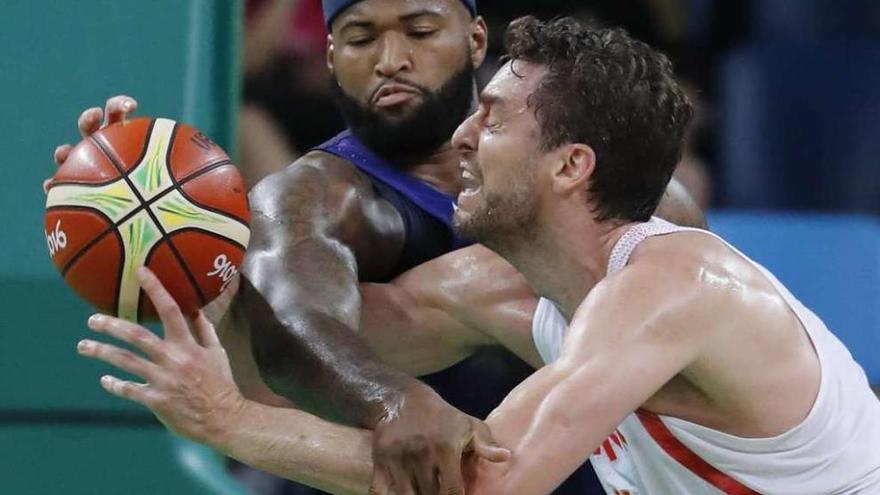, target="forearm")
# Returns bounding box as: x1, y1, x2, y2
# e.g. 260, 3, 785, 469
241, 230, 415, 426
358, 281, 487, 376
216, 303, 295, 407
467, 365, 616, 495
217, 399, 373, 495
242, 279, 415, 425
